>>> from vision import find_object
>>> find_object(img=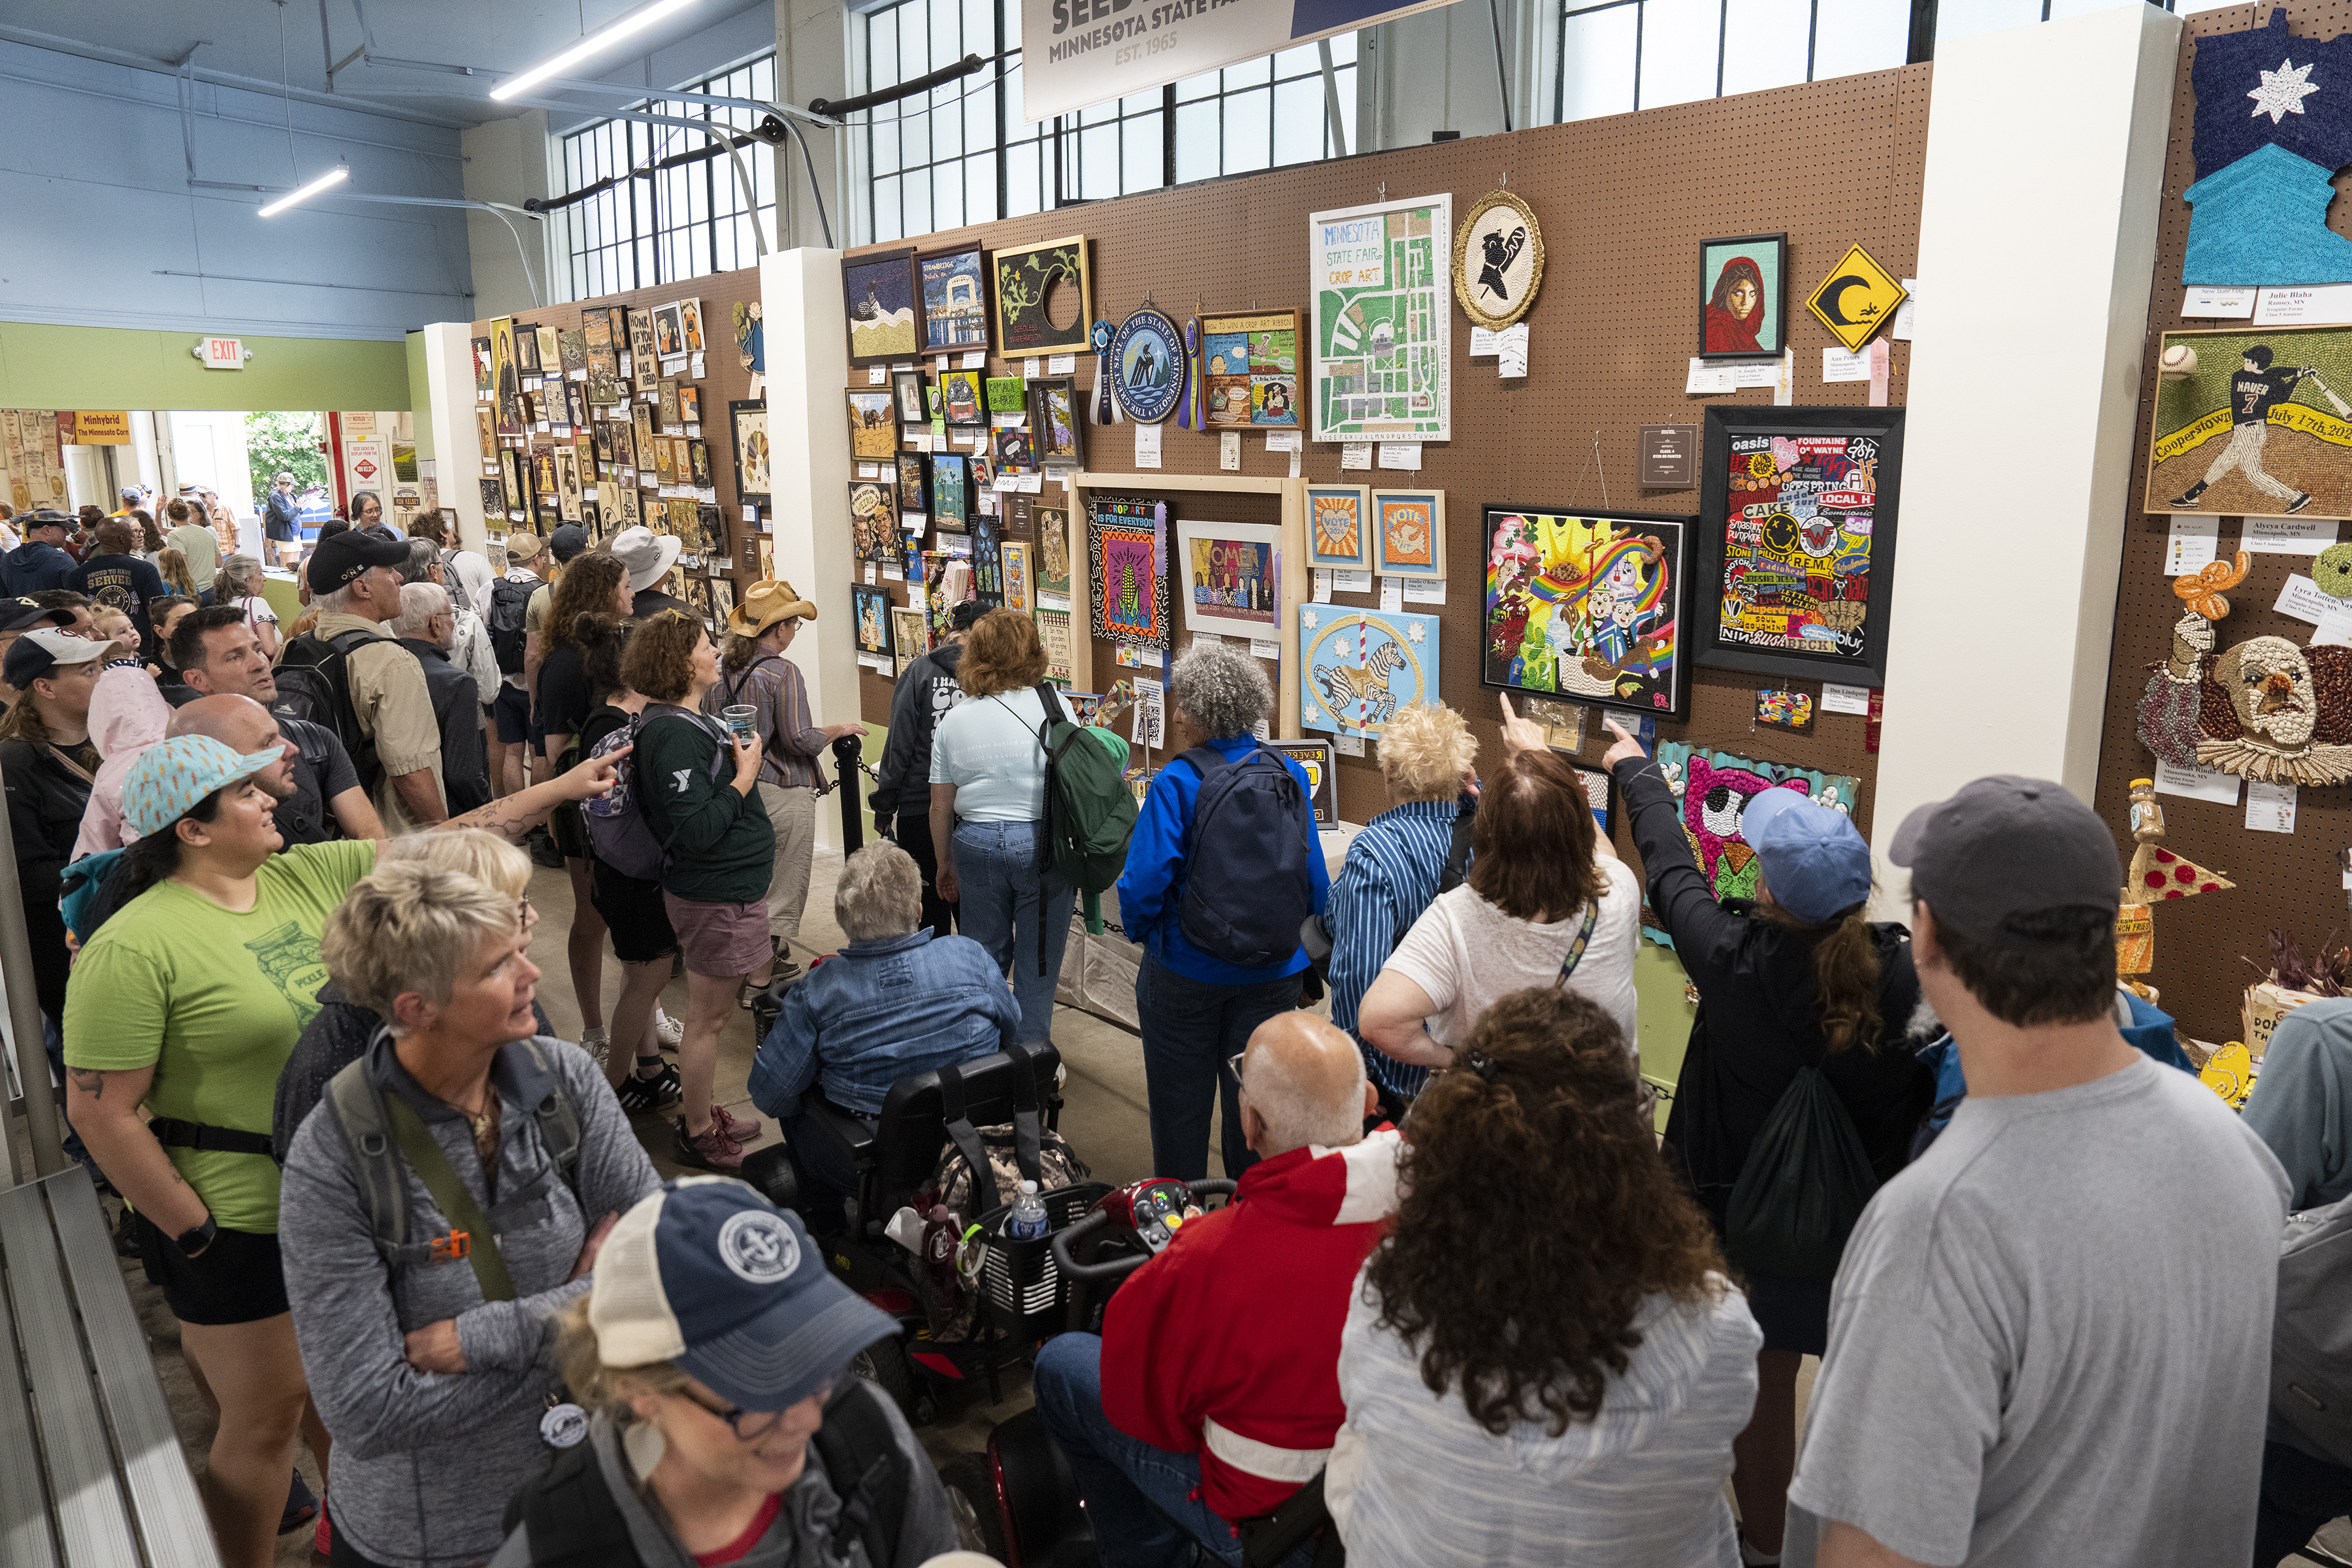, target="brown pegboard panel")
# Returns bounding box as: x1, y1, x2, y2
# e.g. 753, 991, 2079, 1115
470, 269, 763, 600
812, 67, 1921, 868
2094, 1, 2352, 1043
